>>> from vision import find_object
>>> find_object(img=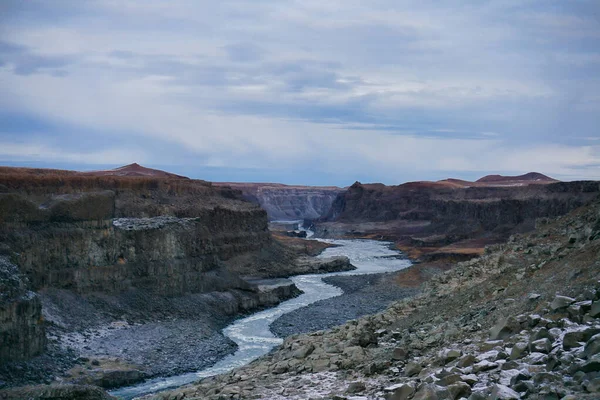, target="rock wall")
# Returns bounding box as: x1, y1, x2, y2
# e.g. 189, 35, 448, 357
213, 183, 343, 221
0, 257, 46, 363
323, 180, 600, 238
0, 177, 285, 296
